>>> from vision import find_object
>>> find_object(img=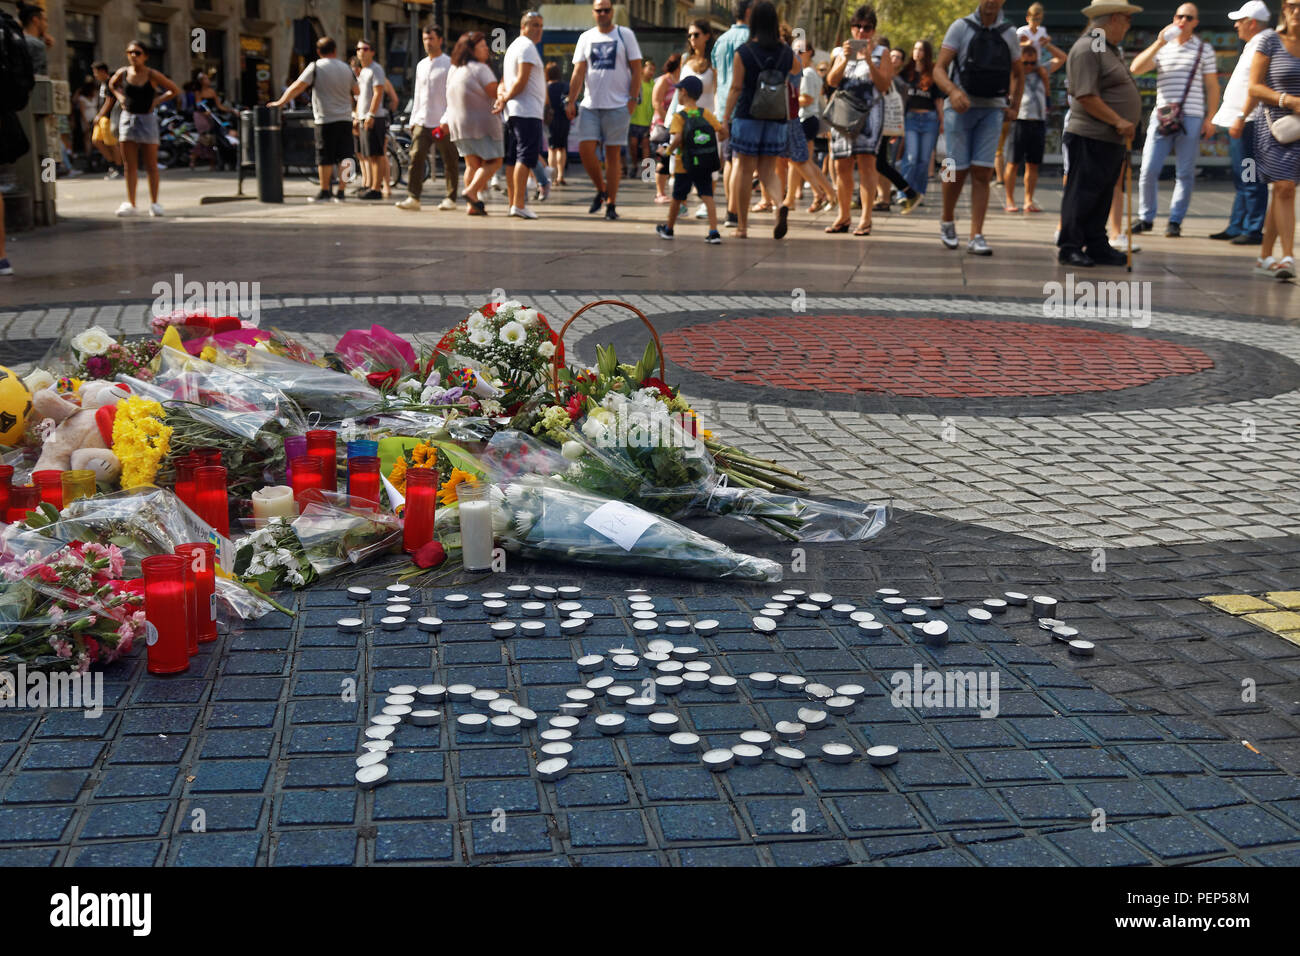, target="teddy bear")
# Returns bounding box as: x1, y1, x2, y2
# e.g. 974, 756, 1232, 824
30, 381, 130, 484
